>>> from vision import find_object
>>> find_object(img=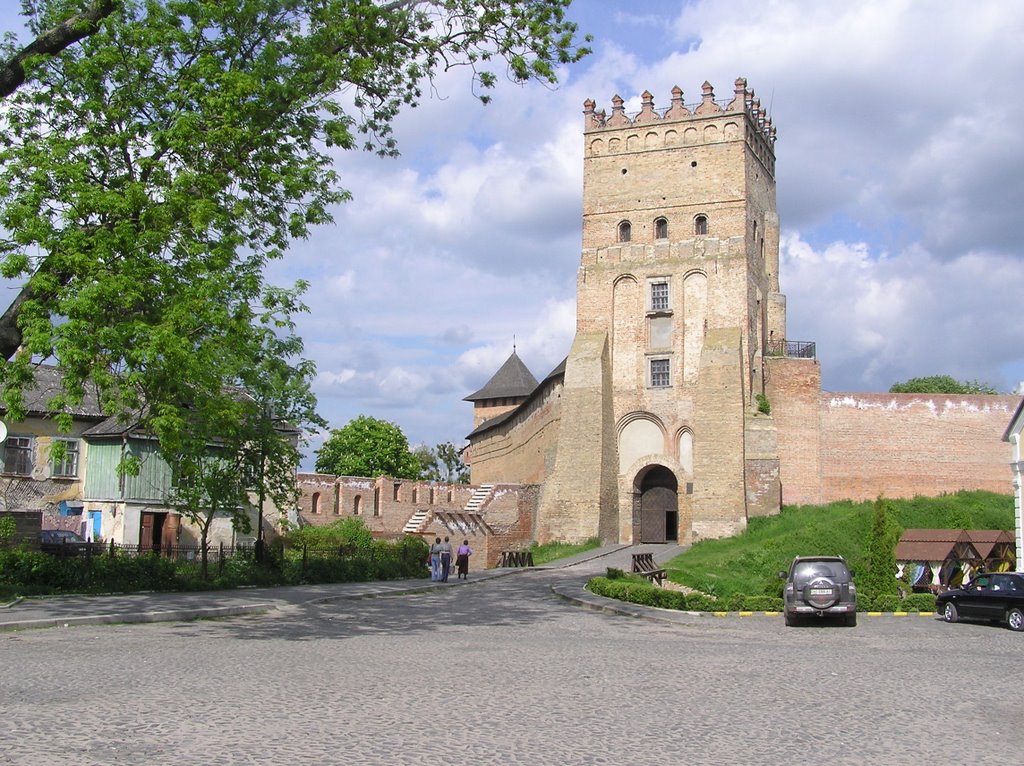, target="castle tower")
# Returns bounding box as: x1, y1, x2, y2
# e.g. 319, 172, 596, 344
536, 79, 785, 544
464, 350, 539, 429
